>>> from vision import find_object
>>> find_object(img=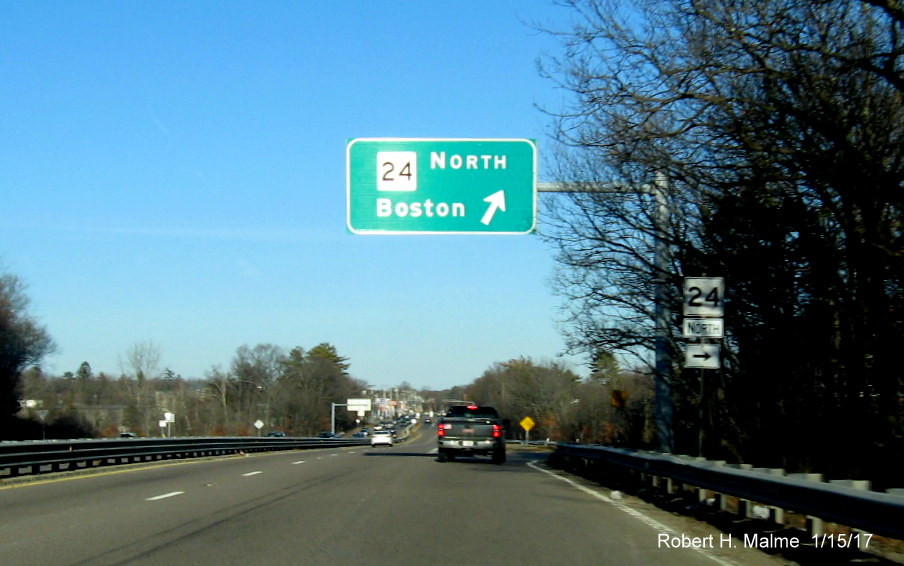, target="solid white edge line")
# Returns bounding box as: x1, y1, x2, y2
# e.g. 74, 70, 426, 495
526, 461, 739, 566
146, 491, 184, 501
